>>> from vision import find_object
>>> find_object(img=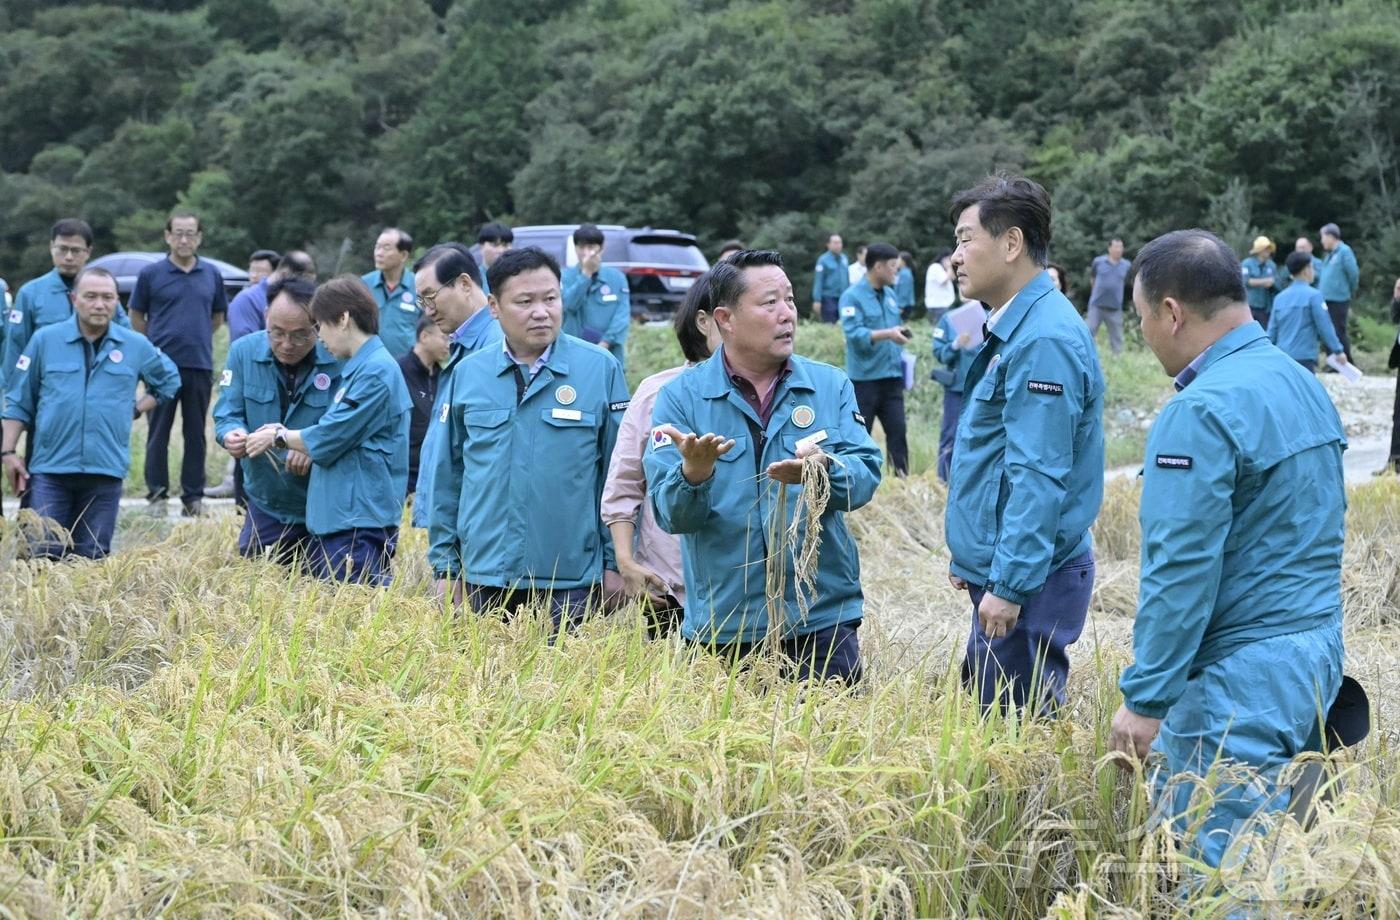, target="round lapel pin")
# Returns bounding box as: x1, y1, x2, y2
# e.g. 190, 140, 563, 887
792, 405, 815, 428
556, 385, 577, 406
108, 349, 124, 364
